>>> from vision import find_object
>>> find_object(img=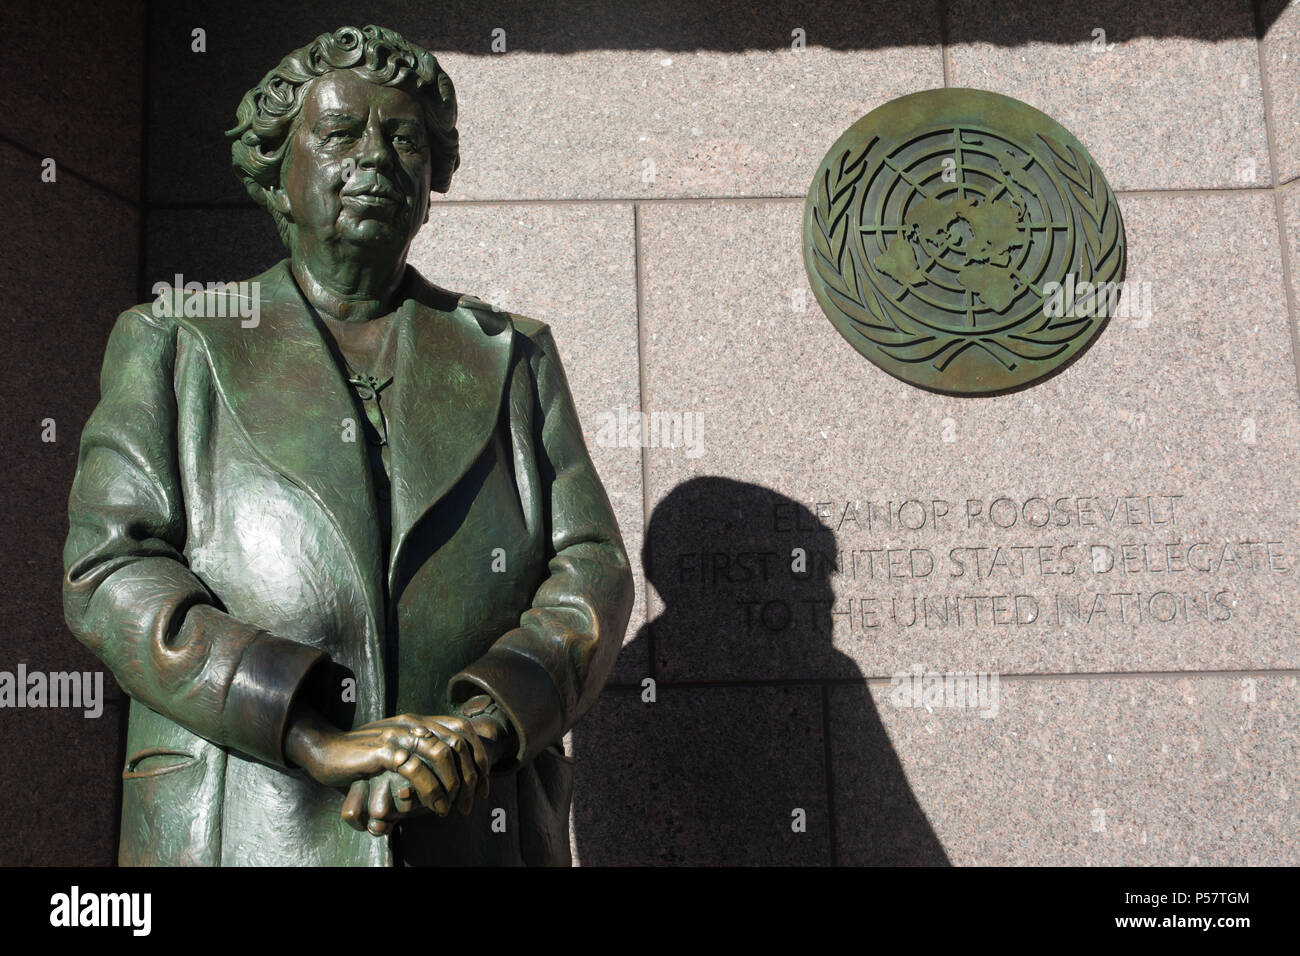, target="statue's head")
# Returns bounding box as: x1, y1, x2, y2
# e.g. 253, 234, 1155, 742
228, 25, 458, 259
